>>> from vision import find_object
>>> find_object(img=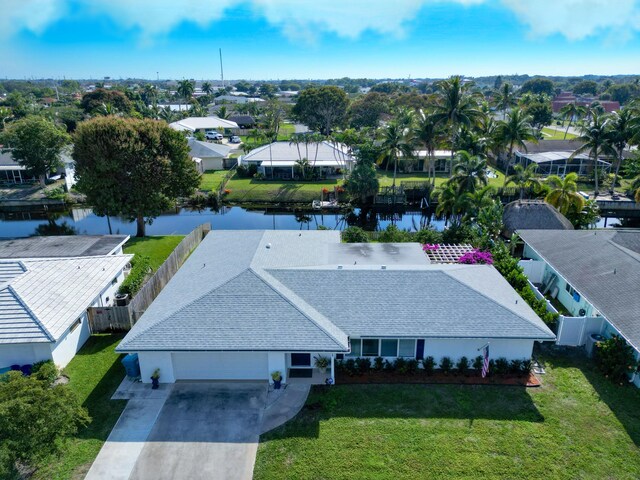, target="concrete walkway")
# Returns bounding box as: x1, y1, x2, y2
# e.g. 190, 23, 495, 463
85, 380, 310, 480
